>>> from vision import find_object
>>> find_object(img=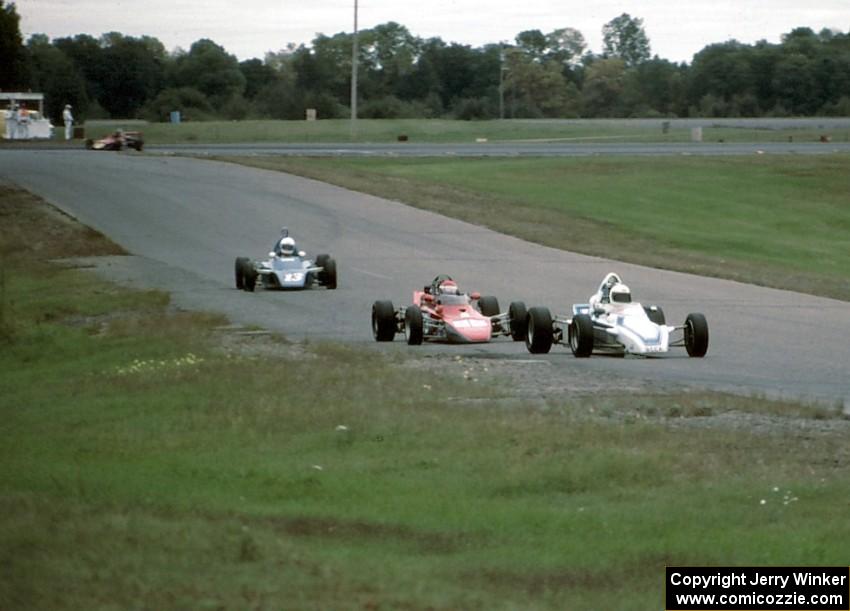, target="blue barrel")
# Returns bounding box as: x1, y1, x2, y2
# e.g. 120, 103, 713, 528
169, 111, 181, 124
